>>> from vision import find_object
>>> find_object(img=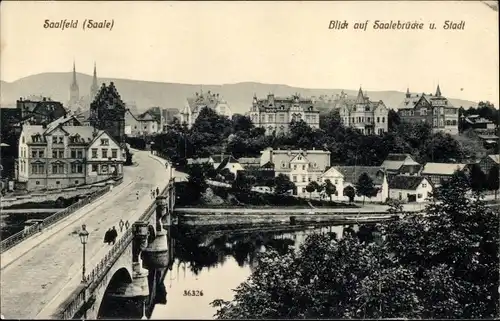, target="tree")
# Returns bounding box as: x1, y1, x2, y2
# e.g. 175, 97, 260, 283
355, 173, 378, 205
486, 165, 499, 200
322, 179, 337, 201
344, 186, 355, 203
212, 170, 499, 320
387, 109, 401, 131
274, 174, 295, 196
305, 181, 319, 198
232, 172, 255, 194
469, 164, 487, 197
